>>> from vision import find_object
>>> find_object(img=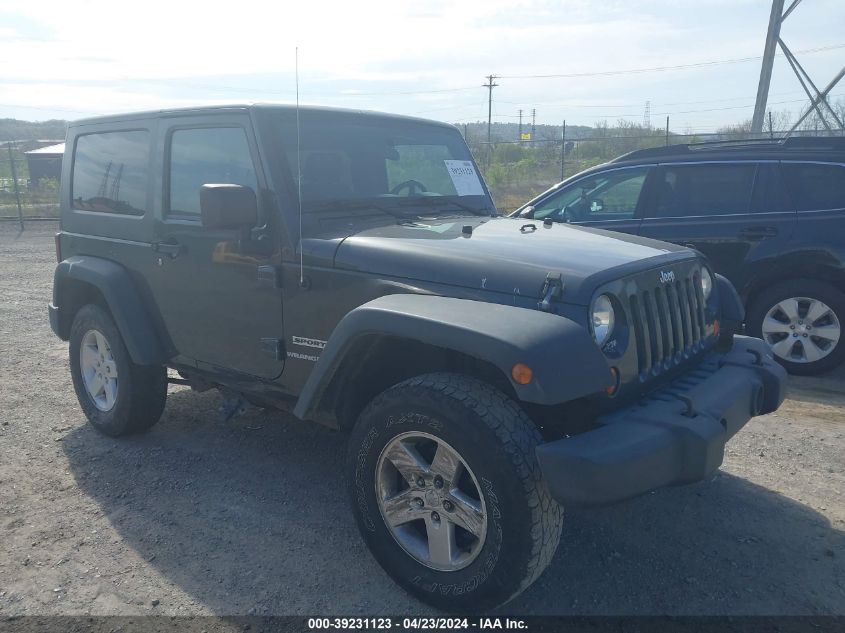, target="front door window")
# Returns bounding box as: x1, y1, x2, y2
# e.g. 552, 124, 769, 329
532, 167, 650, 222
